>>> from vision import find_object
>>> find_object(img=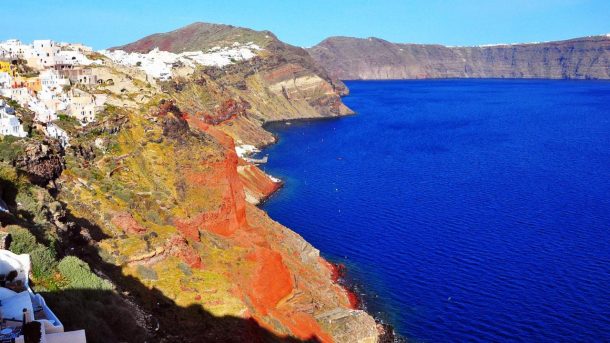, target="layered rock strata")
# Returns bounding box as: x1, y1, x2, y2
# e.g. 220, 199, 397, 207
308, 35, 610, 80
